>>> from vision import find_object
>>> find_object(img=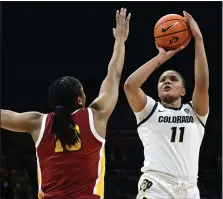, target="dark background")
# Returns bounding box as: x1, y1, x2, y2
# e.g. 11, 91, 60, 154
1, 1, 222, 199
